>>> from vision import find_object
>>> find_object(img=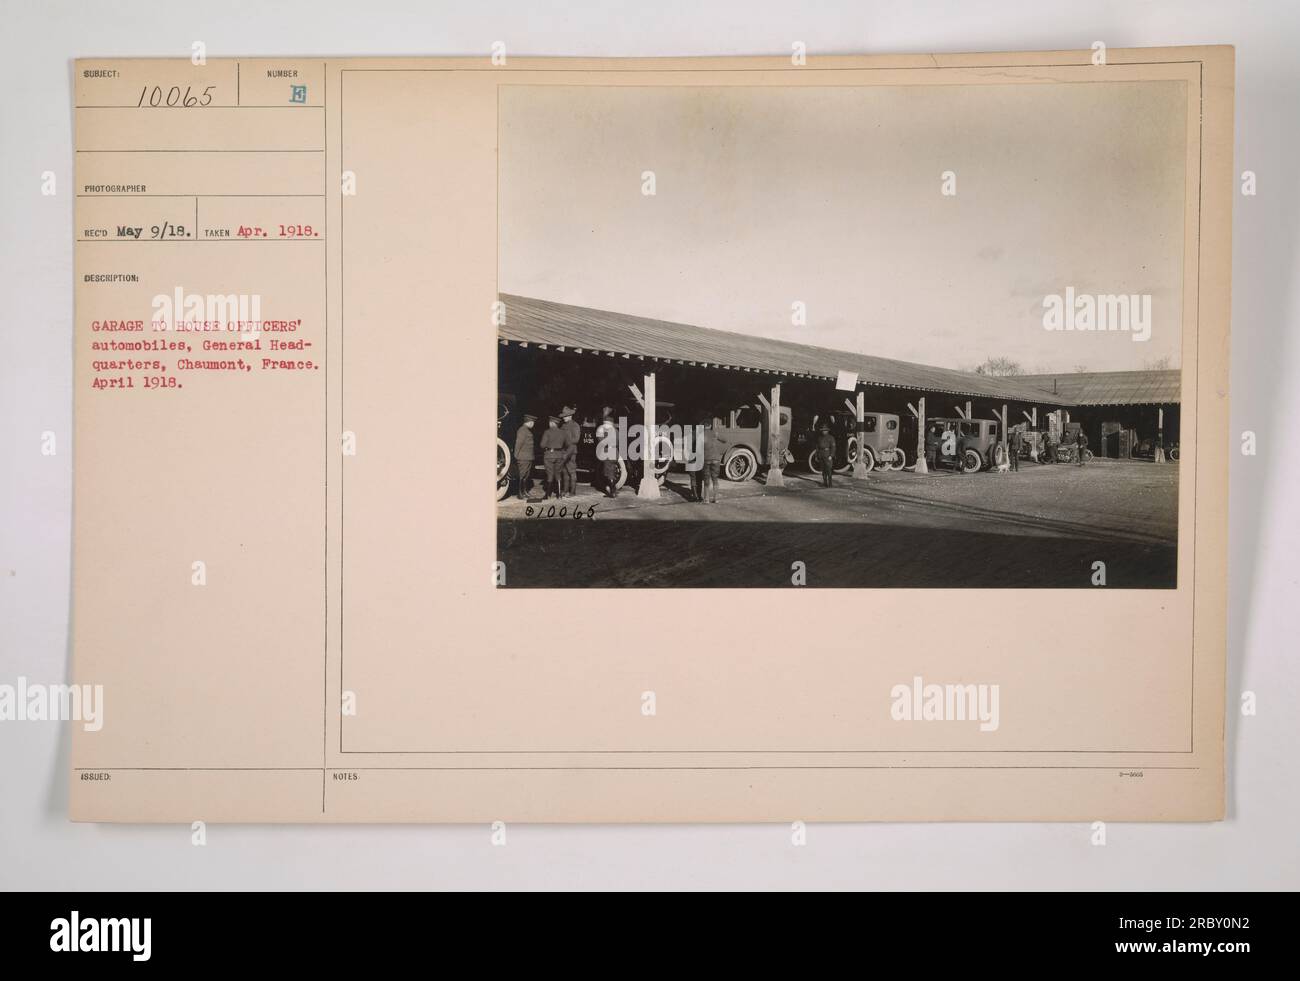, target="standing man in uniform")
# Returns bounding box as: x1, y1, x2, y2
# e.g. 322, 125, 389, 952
1009, 426, 1022, 472
690, 415, 706, 502
540, 415, 566, 500
560, 405, 581, 499
700, 416, 727, 504
595, 408, 621, 498
1076, 427, 1088, 467
816, 422, 836, 488
691, 413, 718, 502
513, 413, 537, 499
